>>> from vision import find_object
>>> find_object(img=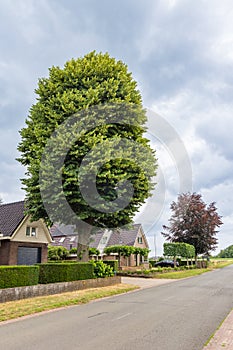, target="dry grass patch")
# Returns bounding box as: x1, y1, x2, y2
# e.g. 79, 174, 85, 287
0, 284, 138, 322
